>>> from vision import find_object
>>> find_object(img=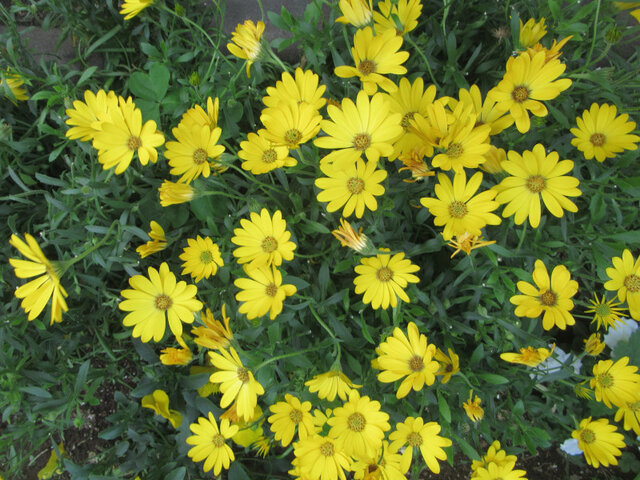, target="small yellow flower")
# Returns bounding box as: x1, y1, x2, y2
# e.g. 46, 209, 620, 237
519, 17, 547, 48
159, 347, 193, 365
186, 413, 237, 474
179, 236, 224, 282
191, 305, 233, 351
227, 20, 265, 77
604, 249, 640, 320
141, 389, 183, 428
136, 221, 167, 258
119, 0, 153, 19
3, 68, 29, 104
373, 0, 422, 36
500, 344, 555, 367
574, 381, 594, 400
447, 232, 495, 258
158, 180, 195, 206
584, 333, 605, 356
397, 150, 435, 182
331, 218, 369, 253
462, 390, 484, 422
434, 348, 460, 383
586, 293, 627, 331
37, 443, 65, 480
336, 0, 373, 27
